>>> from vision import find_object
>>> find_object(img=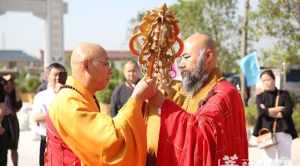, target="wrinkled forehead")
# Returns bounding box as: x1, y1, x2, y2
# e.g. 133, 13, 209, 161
73, 44, 107, 61
182, 40, 206, 58
93, 52, 108, 62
